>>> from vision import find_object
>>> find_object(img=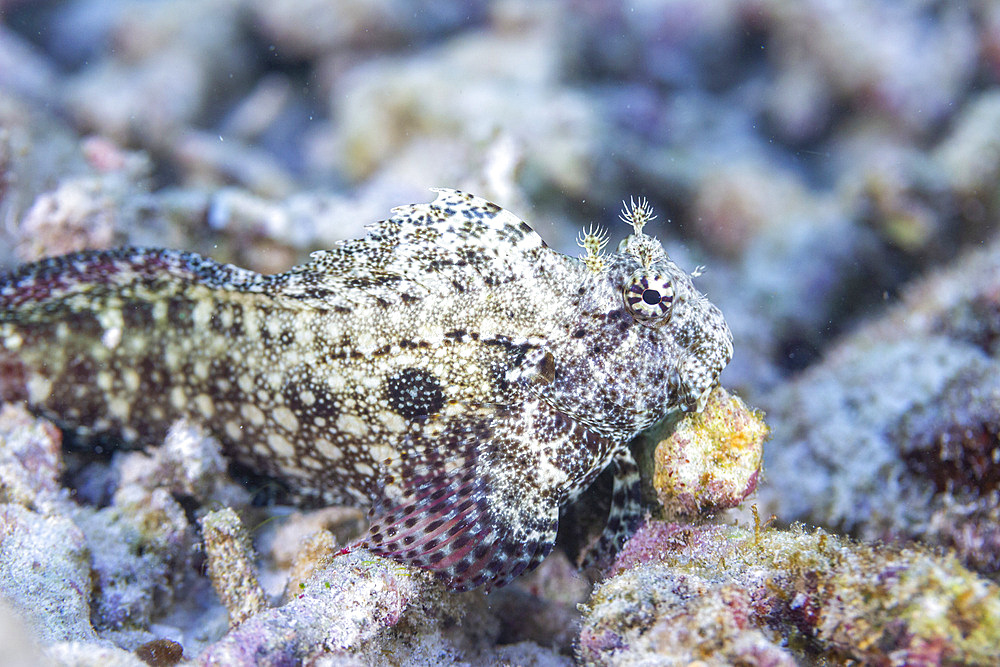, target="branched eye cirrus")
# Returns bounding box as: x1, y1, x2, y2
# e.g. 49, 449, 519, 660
623, 270, 675, 324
